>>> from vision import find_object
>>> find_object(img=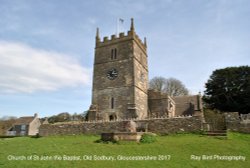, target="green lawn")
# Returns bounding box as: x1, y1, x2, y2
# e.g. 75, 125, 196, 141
0, 132, 249, 168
